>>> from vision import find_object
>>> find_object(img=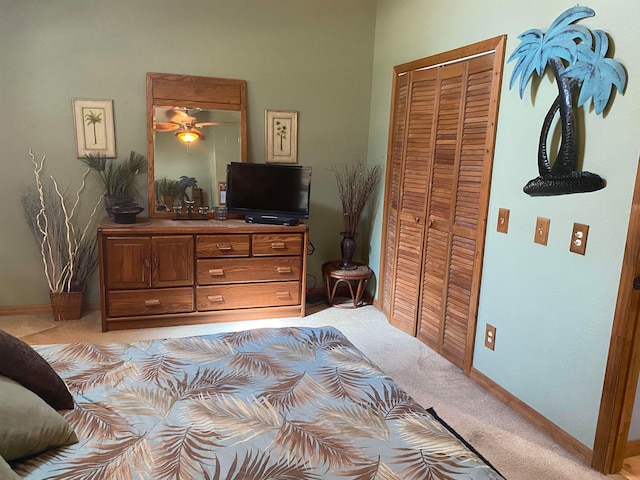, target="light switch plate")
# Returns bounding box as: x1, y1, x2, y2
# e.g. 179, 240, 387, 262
534, 217, 550, 246
497, 208, 510, 234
